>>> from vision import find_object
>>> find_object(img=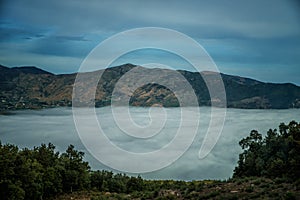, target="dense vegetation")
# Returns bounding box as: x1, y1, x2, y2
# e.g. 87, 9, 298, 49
0, 121, 299, 199
0, 143, 90, 199
234, 120, 300, 180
